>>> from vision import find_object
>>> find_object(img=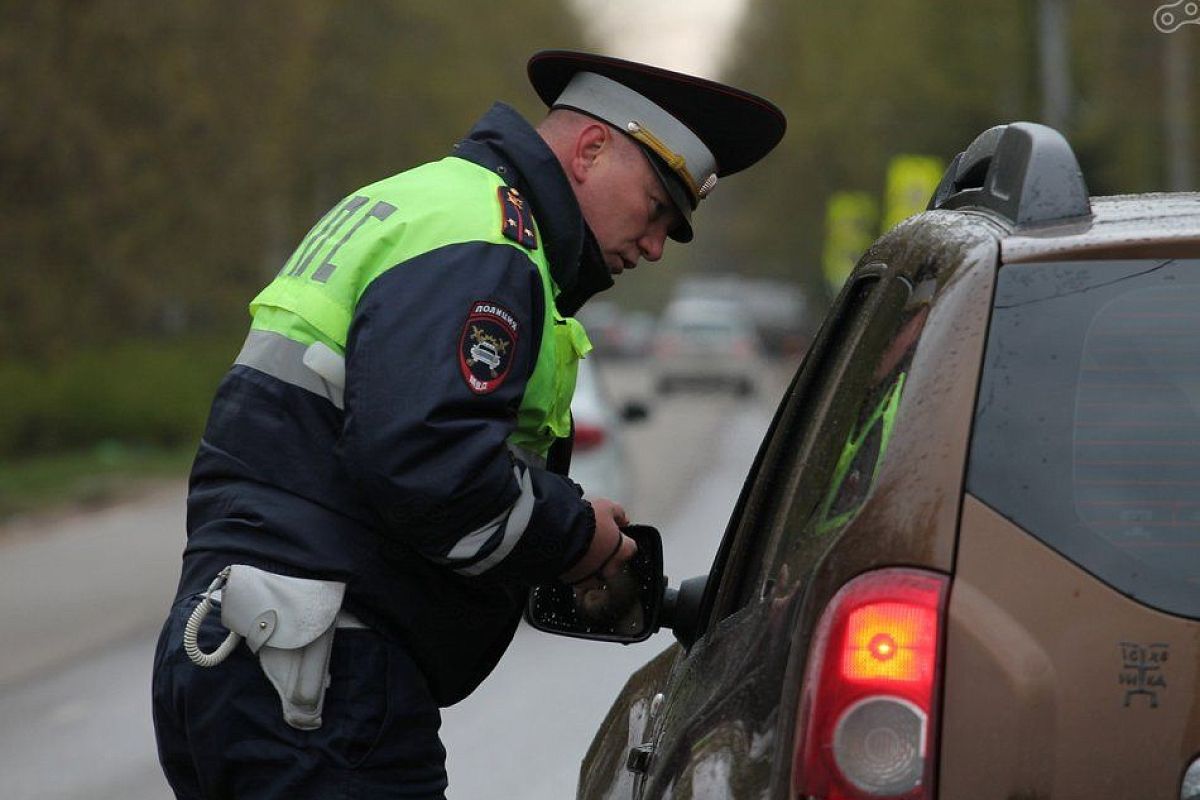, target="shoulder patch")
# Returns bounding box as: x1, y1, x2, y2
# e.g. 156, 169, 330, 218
459, 300, 519, 394
498, 186, 538, 250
